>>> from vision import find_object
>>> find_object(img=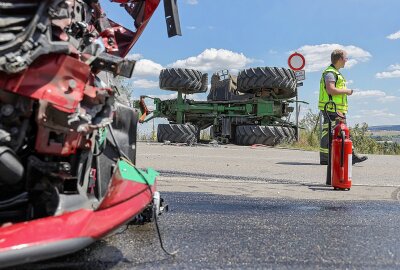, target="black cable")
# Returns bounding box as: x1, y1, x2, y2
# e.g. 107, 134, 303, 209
136, 169, 178, 256
93, 134, 107, 157
107, 123, 178, 256
107, 124, 130, 160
